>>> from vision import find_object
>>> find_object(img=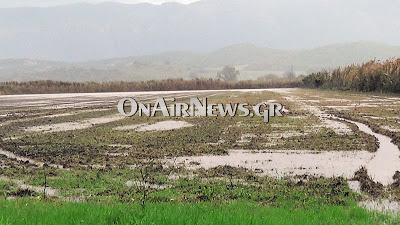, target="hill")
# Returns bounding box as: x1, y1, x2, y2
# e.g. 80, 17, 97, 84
1, 41, 400, 82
